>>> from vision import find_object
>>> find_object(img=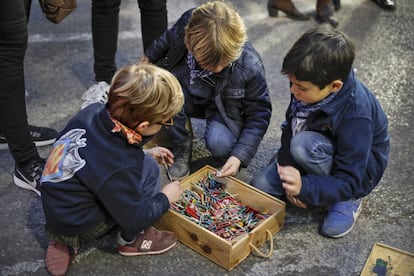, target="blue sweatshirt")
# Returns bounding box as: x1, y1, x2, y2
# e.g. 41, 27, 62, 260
40, 104, 169, 238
